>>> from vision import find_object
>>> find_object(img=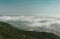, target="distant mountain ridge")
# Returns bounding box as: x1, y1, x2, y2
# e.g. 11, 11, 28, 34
0, 22, 60, 39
